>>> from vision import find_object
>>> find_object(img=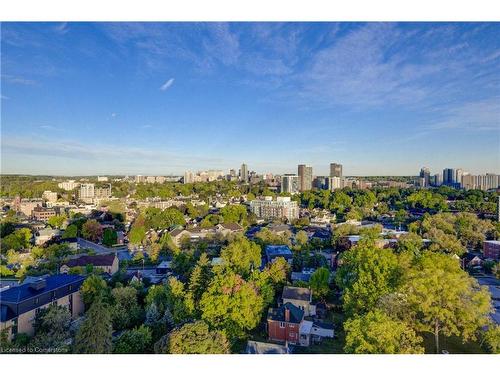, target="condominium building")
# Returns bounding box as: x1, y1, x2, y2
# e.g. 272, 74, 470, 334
184, 171, 194, 184
57, 180, 80, 191
97, 176, 109, 182
94, 184, 112, 199
42, 190, 58, 203
281, 175, 299, 194
330, 163, 343, 178
249, 196, 299, 221
79, 183, 95, 200
240, 163, 249, 183
32, 206, 56, 222
328, 176, 343, 191
461, 174, 500, 191
0, 275, 85, 341
443, 168, 455, 186
419, 167, 430, 187
298, 164, 313, 192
